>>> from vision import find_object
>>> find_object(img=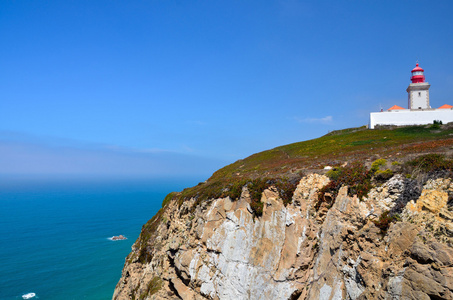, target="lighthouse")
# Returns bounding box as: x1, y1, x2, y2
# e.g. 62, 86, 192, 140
406, 63, 431, 109
369, 62, 453, 129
